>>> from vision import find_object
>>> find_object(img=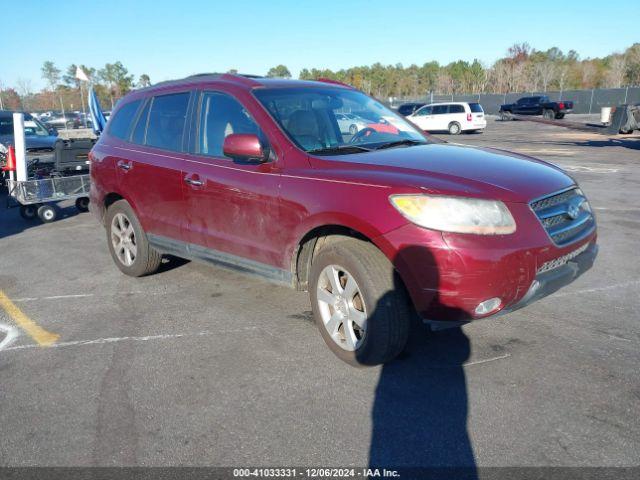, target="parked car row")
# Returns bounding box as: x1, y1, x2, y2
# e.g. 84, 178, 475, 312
395, 95, 574, 134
